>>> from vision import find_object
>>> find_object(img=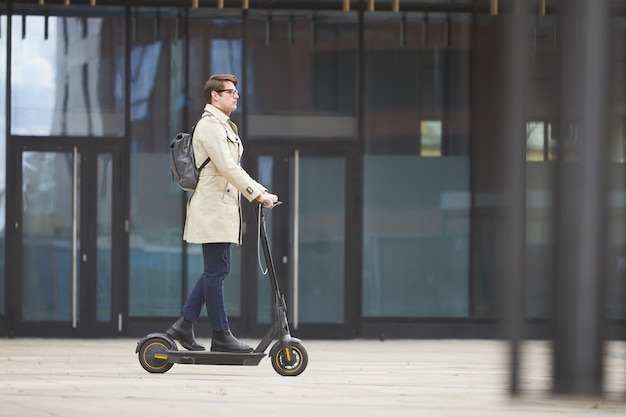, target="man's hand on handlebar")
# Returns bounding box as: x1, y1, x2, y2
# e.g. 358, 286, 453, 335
257, 192, 279, 208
